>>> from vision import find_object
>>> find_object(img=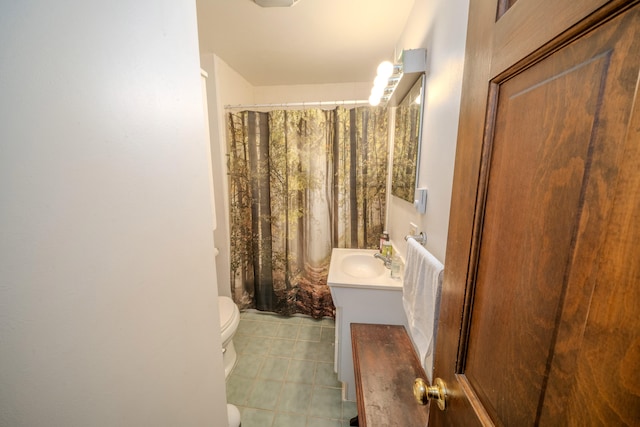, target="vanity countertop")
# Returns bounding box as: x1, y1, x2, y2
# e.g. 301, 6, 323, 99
327, 248, 402, 291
